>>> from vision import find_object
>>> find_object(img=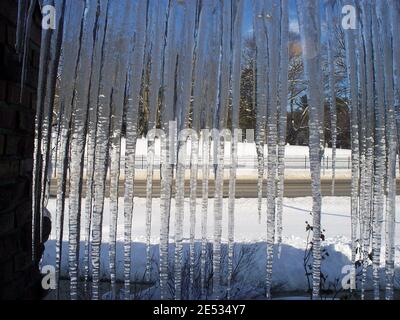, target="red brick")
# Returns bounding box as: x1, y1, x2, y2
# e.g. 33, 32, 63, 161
30, 21, 42, 46
0, 211, 15, 234
0, 159, 20, 179
30, 93, 37, 109
4, 134, 20, 156
0, 231, 20, 258
0, 134, 4, 154
0, 178, 28, 212
14, 251, 31, 272
0, 108, 17, 129
23, 134, 34, 157
6, 24, 16, 49
19, 158, 33, 176
0, 79, 6, 100
15, 200, 31, 228
0, 20, 6, 45
19, 220, 33, 252
0, 259, 13, 284
6, 83, 21, 105
18, 108, 34, 132
0, 0, 18, 25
